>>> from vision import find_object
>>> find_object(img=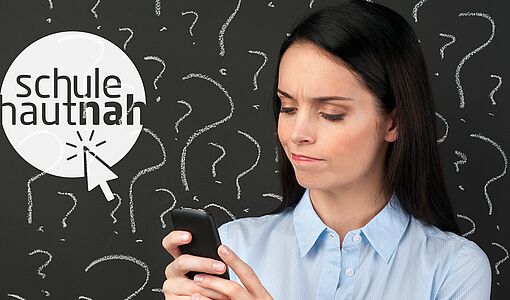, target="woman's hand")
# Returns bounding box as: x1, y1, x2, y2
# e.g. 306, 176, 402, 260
162, 230, 230, 300
161, 230, 273, 300
190, 244, 273, 300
